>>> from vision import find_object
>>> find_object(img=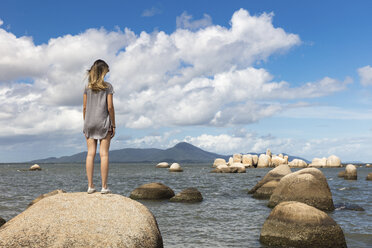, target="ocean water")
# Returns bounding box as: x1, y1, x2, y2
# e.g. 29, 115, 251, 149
0, 163, 371, 247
